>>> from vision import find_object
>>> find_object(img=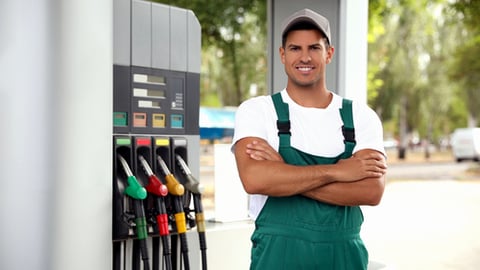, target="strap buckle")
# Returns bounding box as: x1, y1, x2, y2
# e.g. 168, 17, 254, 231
342, 125, 356, 143
277, 120, 291, 135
